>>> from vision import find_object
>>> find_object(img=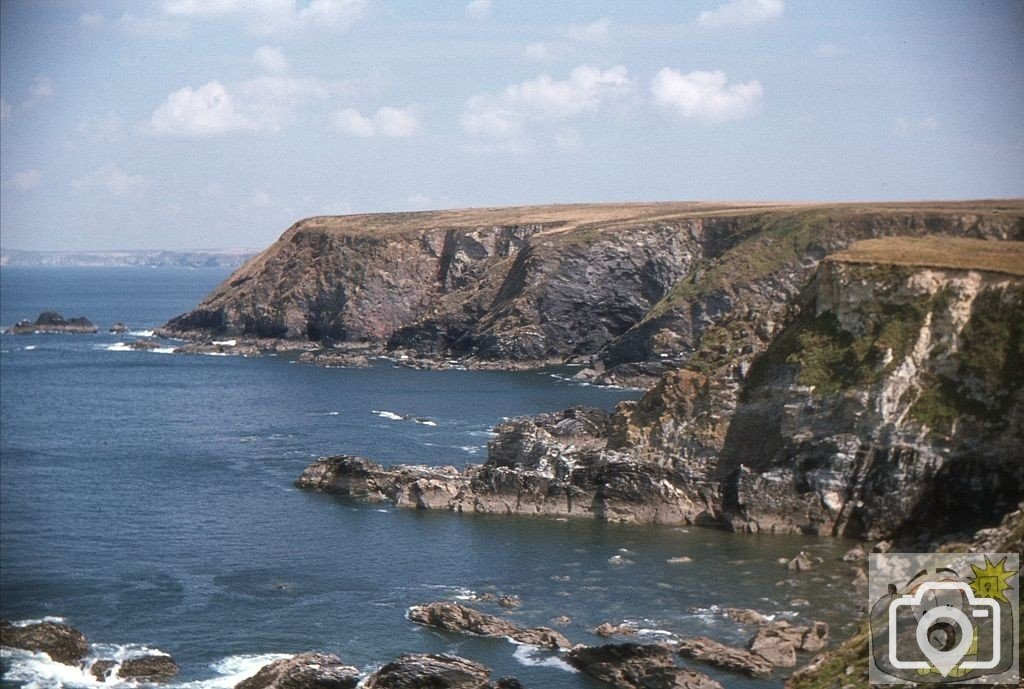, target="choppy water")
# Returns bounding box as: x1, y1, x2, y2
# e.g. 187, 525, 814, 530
0, 267, 861, 688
